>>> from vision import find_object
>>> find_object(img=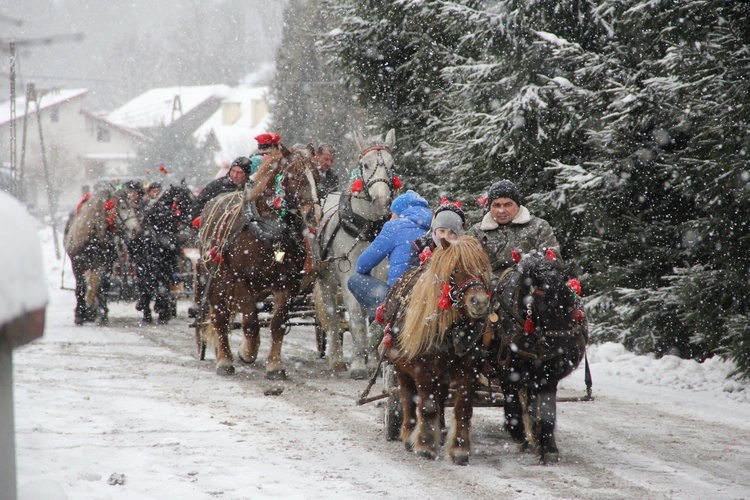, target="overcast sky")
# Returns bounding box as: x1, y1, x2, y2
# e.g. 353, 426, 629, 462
1, 0, 288, 110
